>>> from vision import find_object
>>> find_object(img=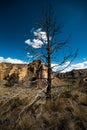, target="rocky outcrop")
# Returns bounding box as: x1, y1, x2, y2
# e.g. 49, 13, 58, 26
57, 69, 87, 79
0, 60, 64, 87
28, 60, 48, 79
0, 60, 47, 80
57, 69, 87, 87
0, 62, 28, 81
